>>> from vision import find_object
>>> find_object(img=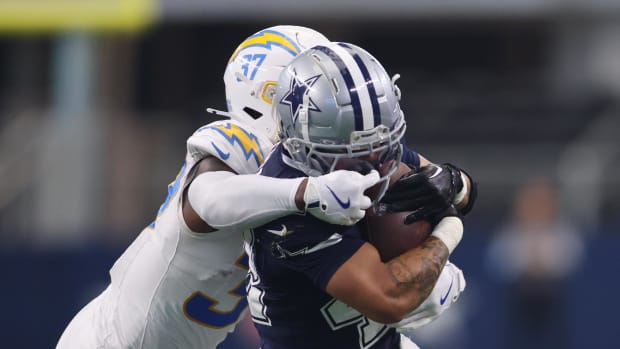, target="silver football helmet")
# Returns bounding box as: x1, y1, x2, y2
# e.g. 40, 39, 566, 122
275, 42, 406, 201
222, 25, 330, 142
